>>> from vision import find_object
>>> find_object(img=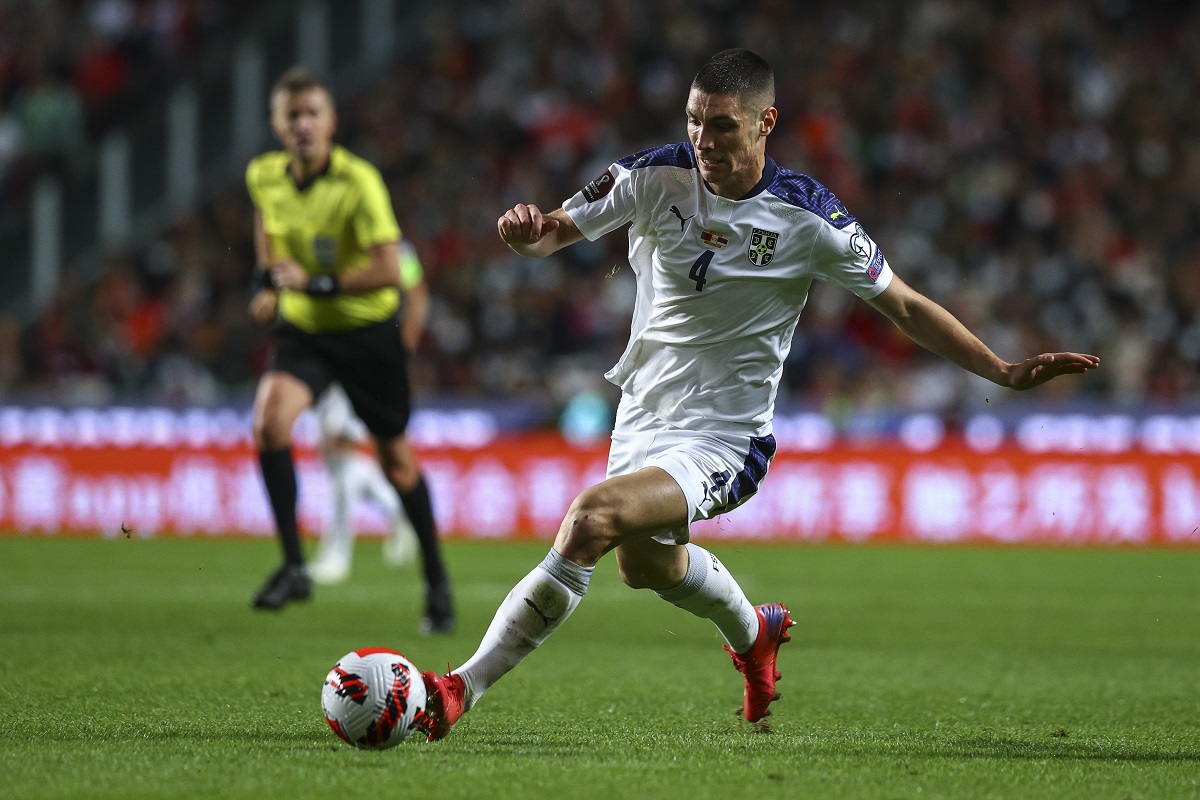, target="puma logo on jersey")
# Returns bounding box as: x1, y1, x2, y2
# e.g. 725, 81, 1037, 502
701, 469, 732, 506
830, 210, 847, 221
669, 205, 694, 231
